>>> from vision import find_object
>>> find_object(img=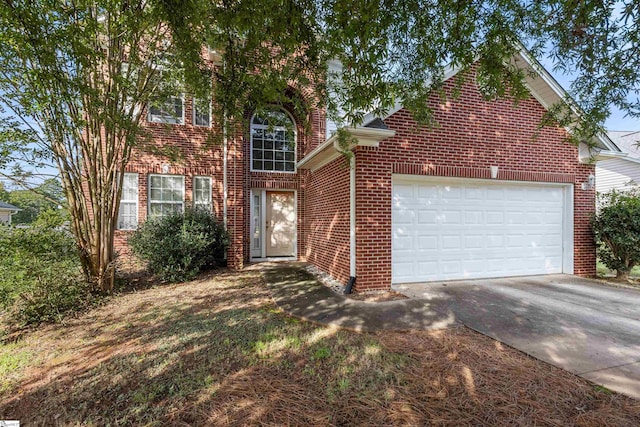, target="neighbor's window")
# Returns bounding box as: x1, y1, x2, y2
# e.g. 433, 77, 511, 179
148, 174, 184, 217
250, 109, 296, 172
148, 95, 184, 124
193, 98, 211, 127
193, 176, 212, 211
117, 173, 138, 230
